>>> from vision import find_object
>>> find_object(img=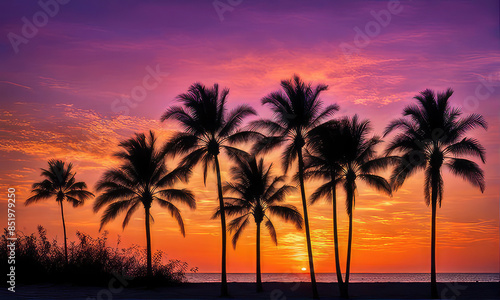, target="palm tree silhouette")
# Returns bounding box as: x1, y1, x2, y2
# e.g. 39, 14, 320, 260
213, 153, 303, 292
94, 131, 196, 278
26, 159, 94, 264
310, 116, 392, 298
251, 75, 338, 299
305, 120, 346, 297
161, 83, 258, 296
384, 89, 487, 299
